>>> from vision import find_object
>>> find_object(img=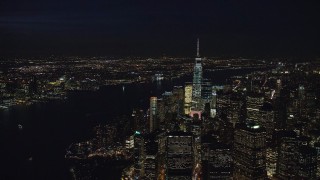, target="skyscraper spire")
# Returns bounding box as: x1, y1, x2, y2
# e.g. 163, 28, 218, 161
197, 38, 200, 57
192, 38, 203, 102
